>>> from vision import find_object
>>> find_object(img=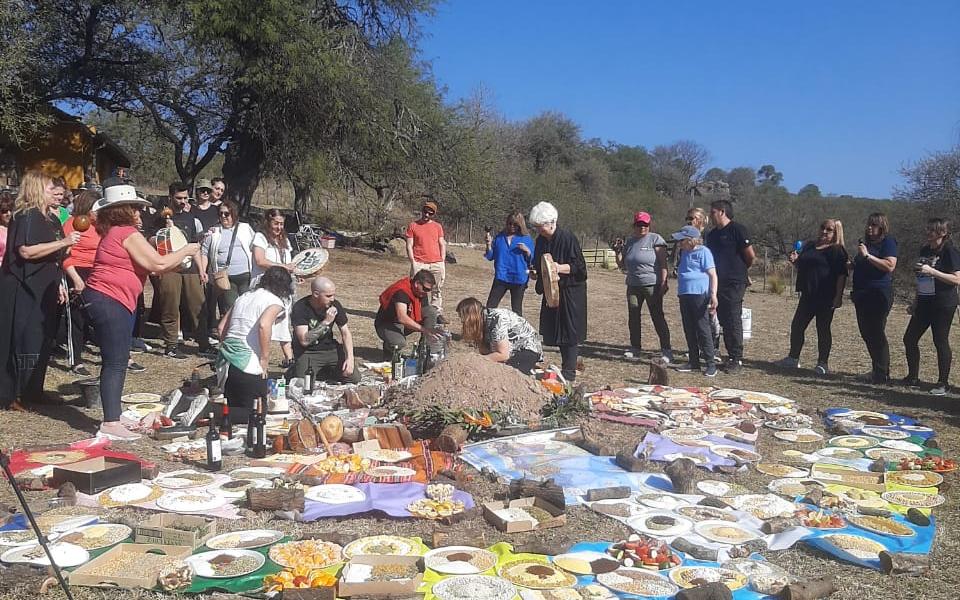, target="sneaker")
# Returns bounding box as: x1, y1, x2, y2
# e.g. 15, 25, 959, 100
899, 376, 921, 388
814, 363, 828, 376
127, 362, 146, 373
97, 422, 141, 441
165, 347, 187, 360
930, 384, 948, 396
623, 348, 641, 359
705, 364, 718, 377
675, 363, 696, 373
725, 359, 744, 375
660, 351, 673, 365
71, 364, 92, 377
130, 338, 153, 353
773, 357, 800, 369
